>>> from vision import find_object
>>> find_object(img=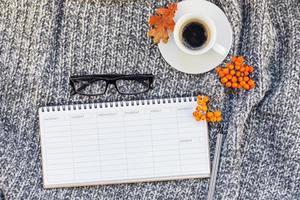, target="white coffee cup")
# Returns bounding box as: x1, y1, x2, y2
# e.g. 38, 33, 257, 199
173, 14, 226, 56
